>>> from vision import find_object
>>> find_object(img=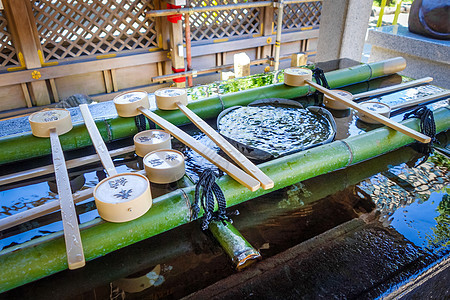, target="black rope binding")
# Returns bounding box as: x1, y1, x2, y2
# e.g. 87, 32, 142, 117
192, 168, 236, 230
403, 106, 437, 162
311, 67, 330, 104
135, 114, 156, 132
312, 67, 330, 89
